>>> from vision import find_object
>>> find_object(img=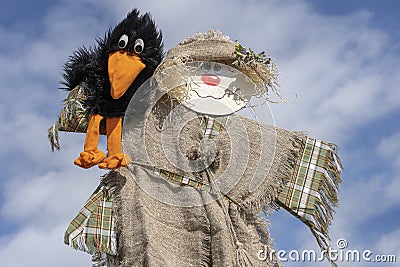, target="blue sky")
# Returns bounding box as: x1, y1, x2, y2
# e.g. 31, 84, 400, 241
0, 0, 399, 266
